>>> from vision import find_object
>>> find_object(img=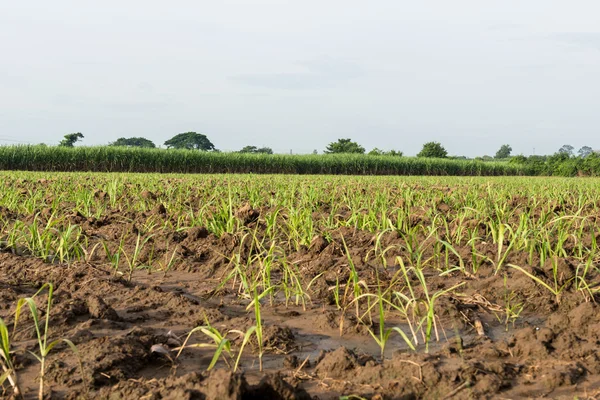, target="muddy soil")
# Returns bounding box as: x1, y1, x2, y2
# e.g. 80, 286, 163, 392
1, 176, 600, 399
